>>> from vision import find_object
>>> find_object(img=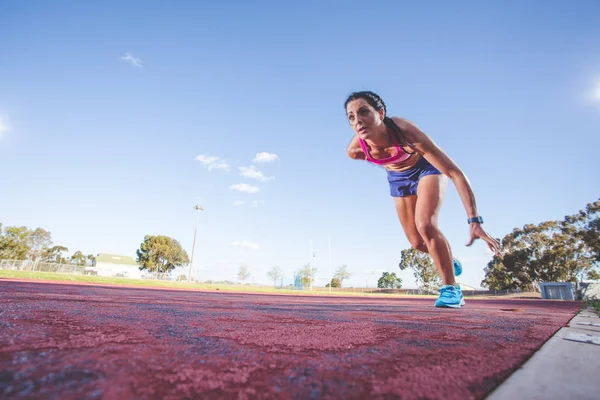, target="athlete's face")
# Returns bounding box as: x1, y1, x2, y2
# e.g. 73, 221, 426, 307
346, 98, 385, 139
